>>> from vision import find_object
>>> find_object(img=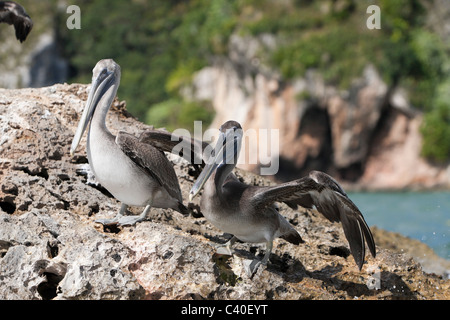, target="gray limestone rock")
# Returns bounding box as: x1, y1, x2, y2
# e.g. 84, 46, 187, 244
0, 83, 448, 300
